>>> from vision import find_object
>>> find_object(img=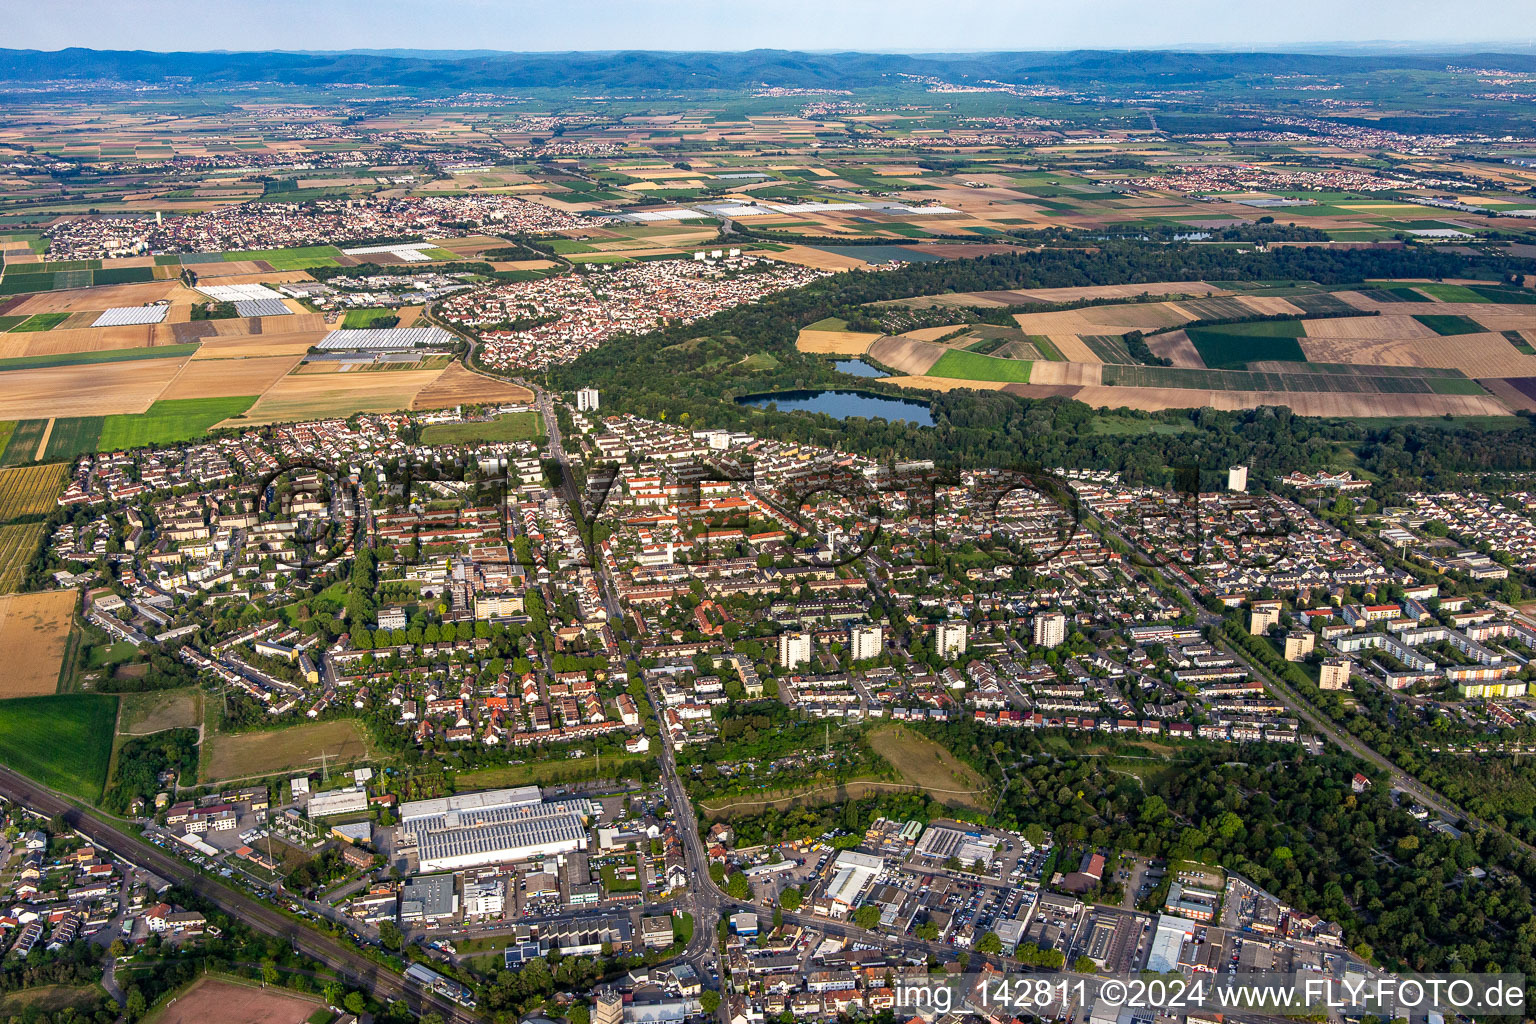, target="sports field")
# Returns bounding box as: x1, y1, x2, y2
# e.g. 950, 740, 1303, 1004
202, 718, 370, 782
0, 590, 76, 696
148, 976, 323, 1024
0, 693, 116, 801
927, 348, 1033, 383
97, 397, 255, 450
